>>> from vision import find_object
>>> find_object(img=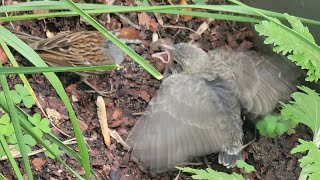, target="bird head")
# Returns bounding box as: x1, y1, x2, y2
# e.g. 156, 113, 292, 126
152, 42, 209, 74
